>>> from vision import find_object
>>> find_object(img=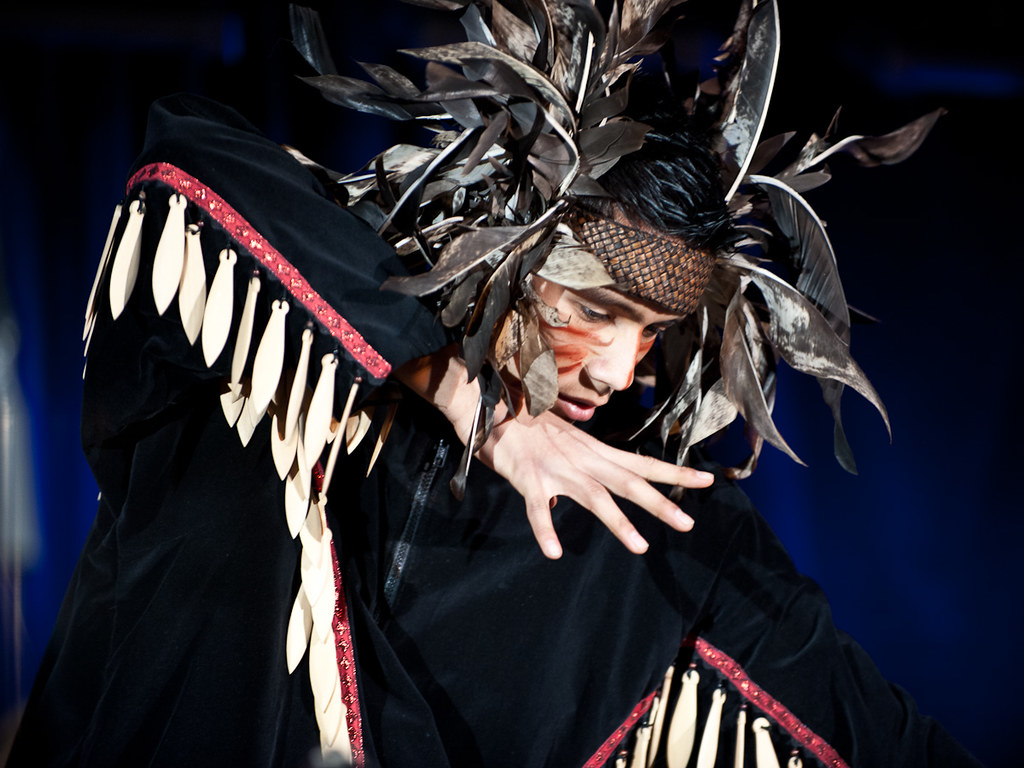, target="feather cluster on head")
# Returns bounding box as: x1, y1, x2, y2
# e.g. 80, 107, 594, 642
289, 0, 942, 480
